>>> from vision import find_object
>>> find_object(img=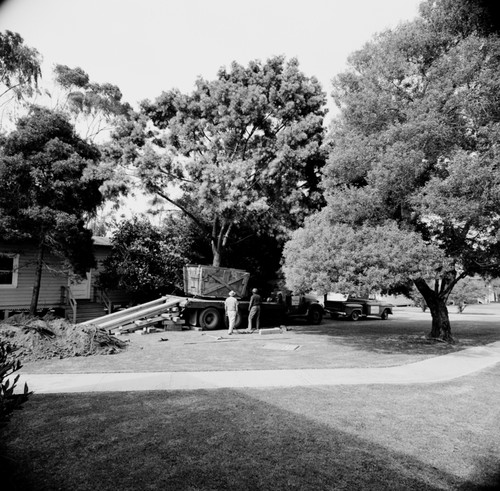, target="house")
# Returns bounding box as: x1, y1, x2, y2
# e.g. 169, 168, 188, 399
0, 237, 129, 323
